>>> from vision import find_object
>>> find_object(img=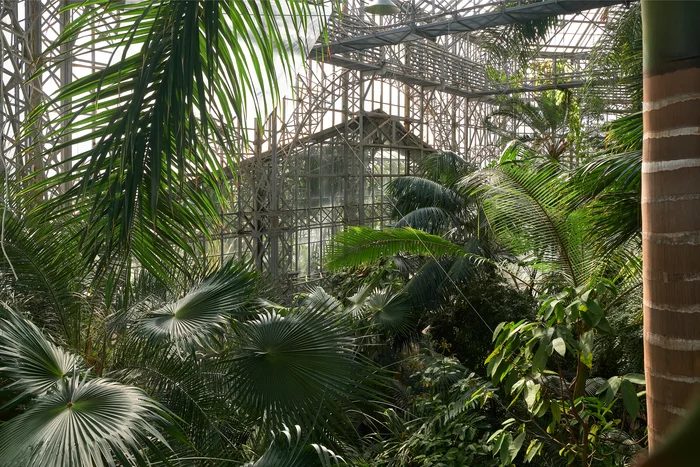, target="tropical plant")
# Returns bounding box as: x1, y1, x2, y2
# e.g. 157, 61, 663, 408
486, 282, 646, 465
359, 351, 499, 467
0, 207, 377, 465
476, 9, 559, 69
0, 307, 174, 467
327, 151, 500, 308
588, 2, 642, 111
463, 161, 588, 289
